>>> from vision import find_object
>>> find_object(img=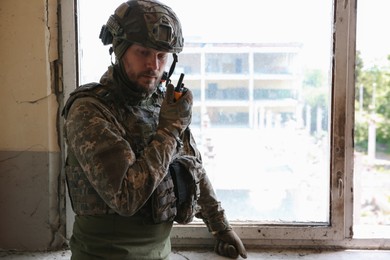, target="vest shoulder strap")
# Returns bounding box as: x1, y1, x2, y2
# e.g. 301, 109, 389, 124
62, 82, 110, 118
